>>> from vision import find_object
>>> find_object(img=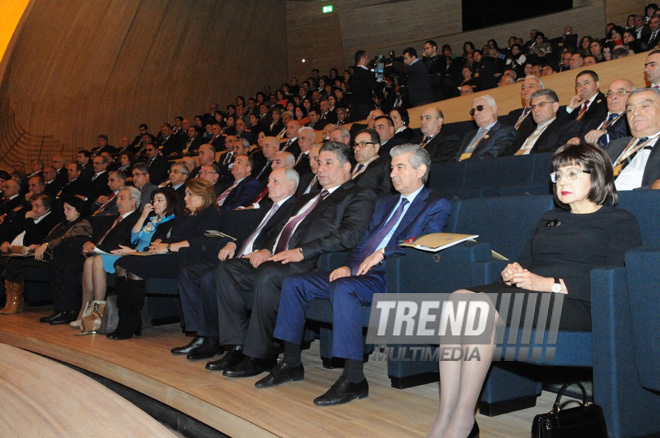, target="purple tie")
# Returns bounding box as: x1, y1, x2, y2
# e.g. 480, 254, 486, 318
354, 198, 409, 272
275, 189, 329, 253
